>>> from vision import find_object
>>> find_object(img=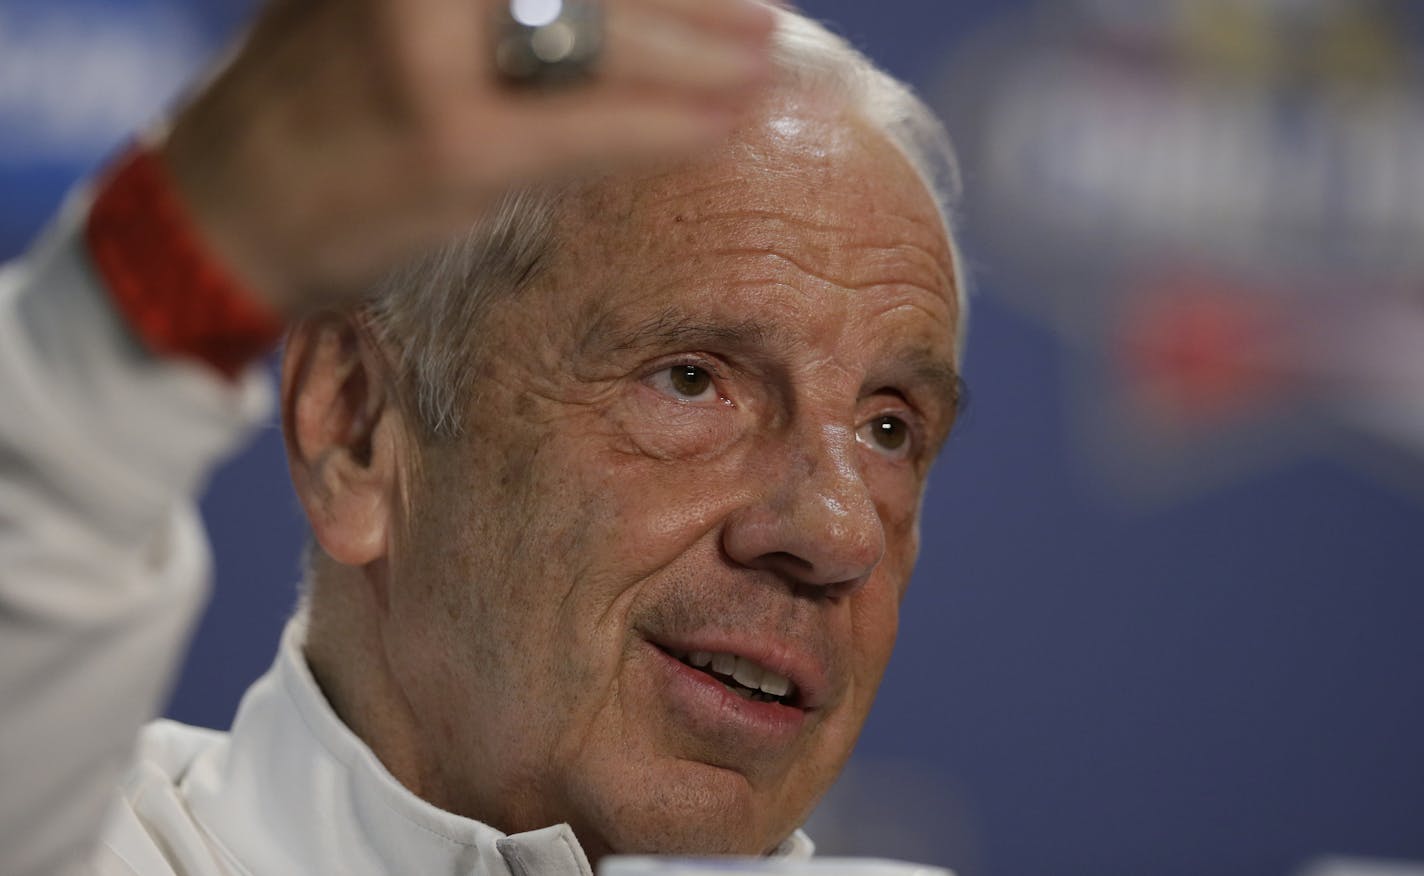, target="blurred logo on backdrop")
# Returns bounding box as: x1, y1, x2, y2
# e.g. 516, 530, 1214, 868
938, 0, 1424, 502
0, 1, 205, 163
0, 1, 209, 254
